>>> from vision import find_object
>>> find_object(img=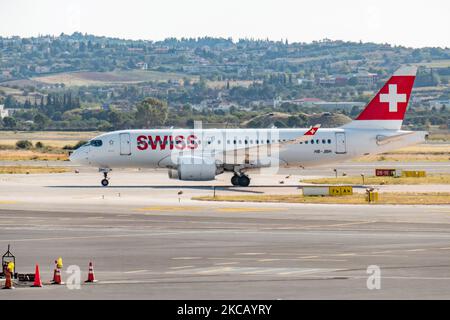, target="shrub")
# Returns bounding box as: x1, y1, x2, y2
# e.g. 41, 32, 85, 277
16, 140, 33, 149
35, 141, 44, 149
